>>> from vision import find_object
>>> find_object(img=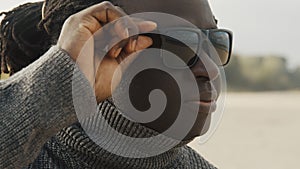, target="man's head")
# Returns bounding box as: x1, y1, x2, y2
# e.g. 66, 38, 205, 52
1, 0, 232, 140
40, 0, 217, 43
